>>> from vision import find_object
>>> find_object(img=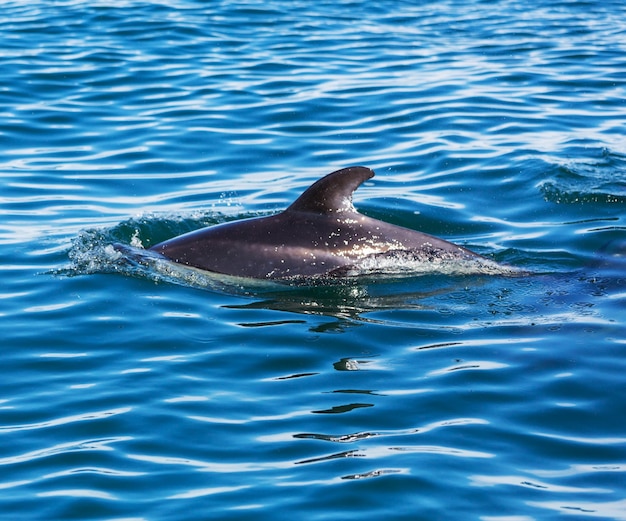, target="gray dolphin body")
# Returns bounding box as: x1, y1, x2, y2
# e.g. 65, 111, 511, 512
150, 166, 487, 280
